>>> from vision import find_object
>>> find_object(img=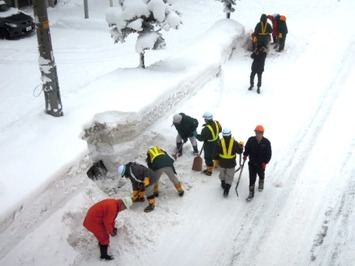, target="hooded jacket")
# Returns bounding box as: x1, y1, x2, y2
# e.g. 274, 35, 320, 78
254, 14, 273, 46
